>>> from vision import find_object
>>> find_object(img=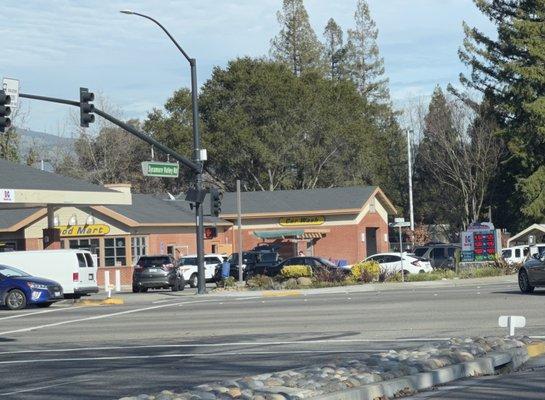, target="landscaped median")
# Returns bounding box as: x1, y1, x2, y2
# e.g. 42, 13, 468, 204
213, 259, 519, 294
119, 336, 545, 400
